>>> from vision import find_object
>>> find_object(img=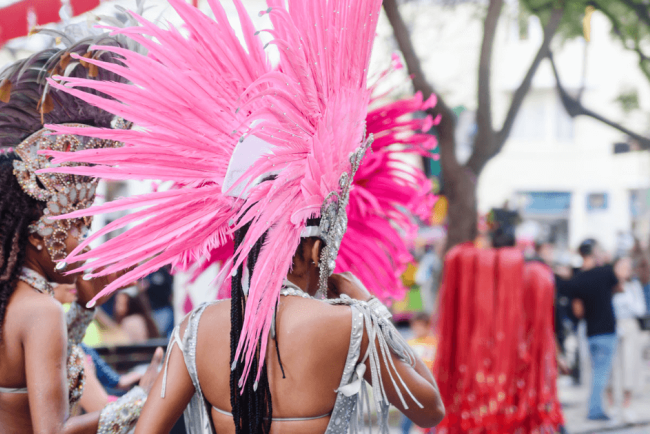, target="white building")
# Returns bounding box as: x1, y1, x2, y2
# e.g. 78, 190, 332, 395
378, 1, 650, 253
